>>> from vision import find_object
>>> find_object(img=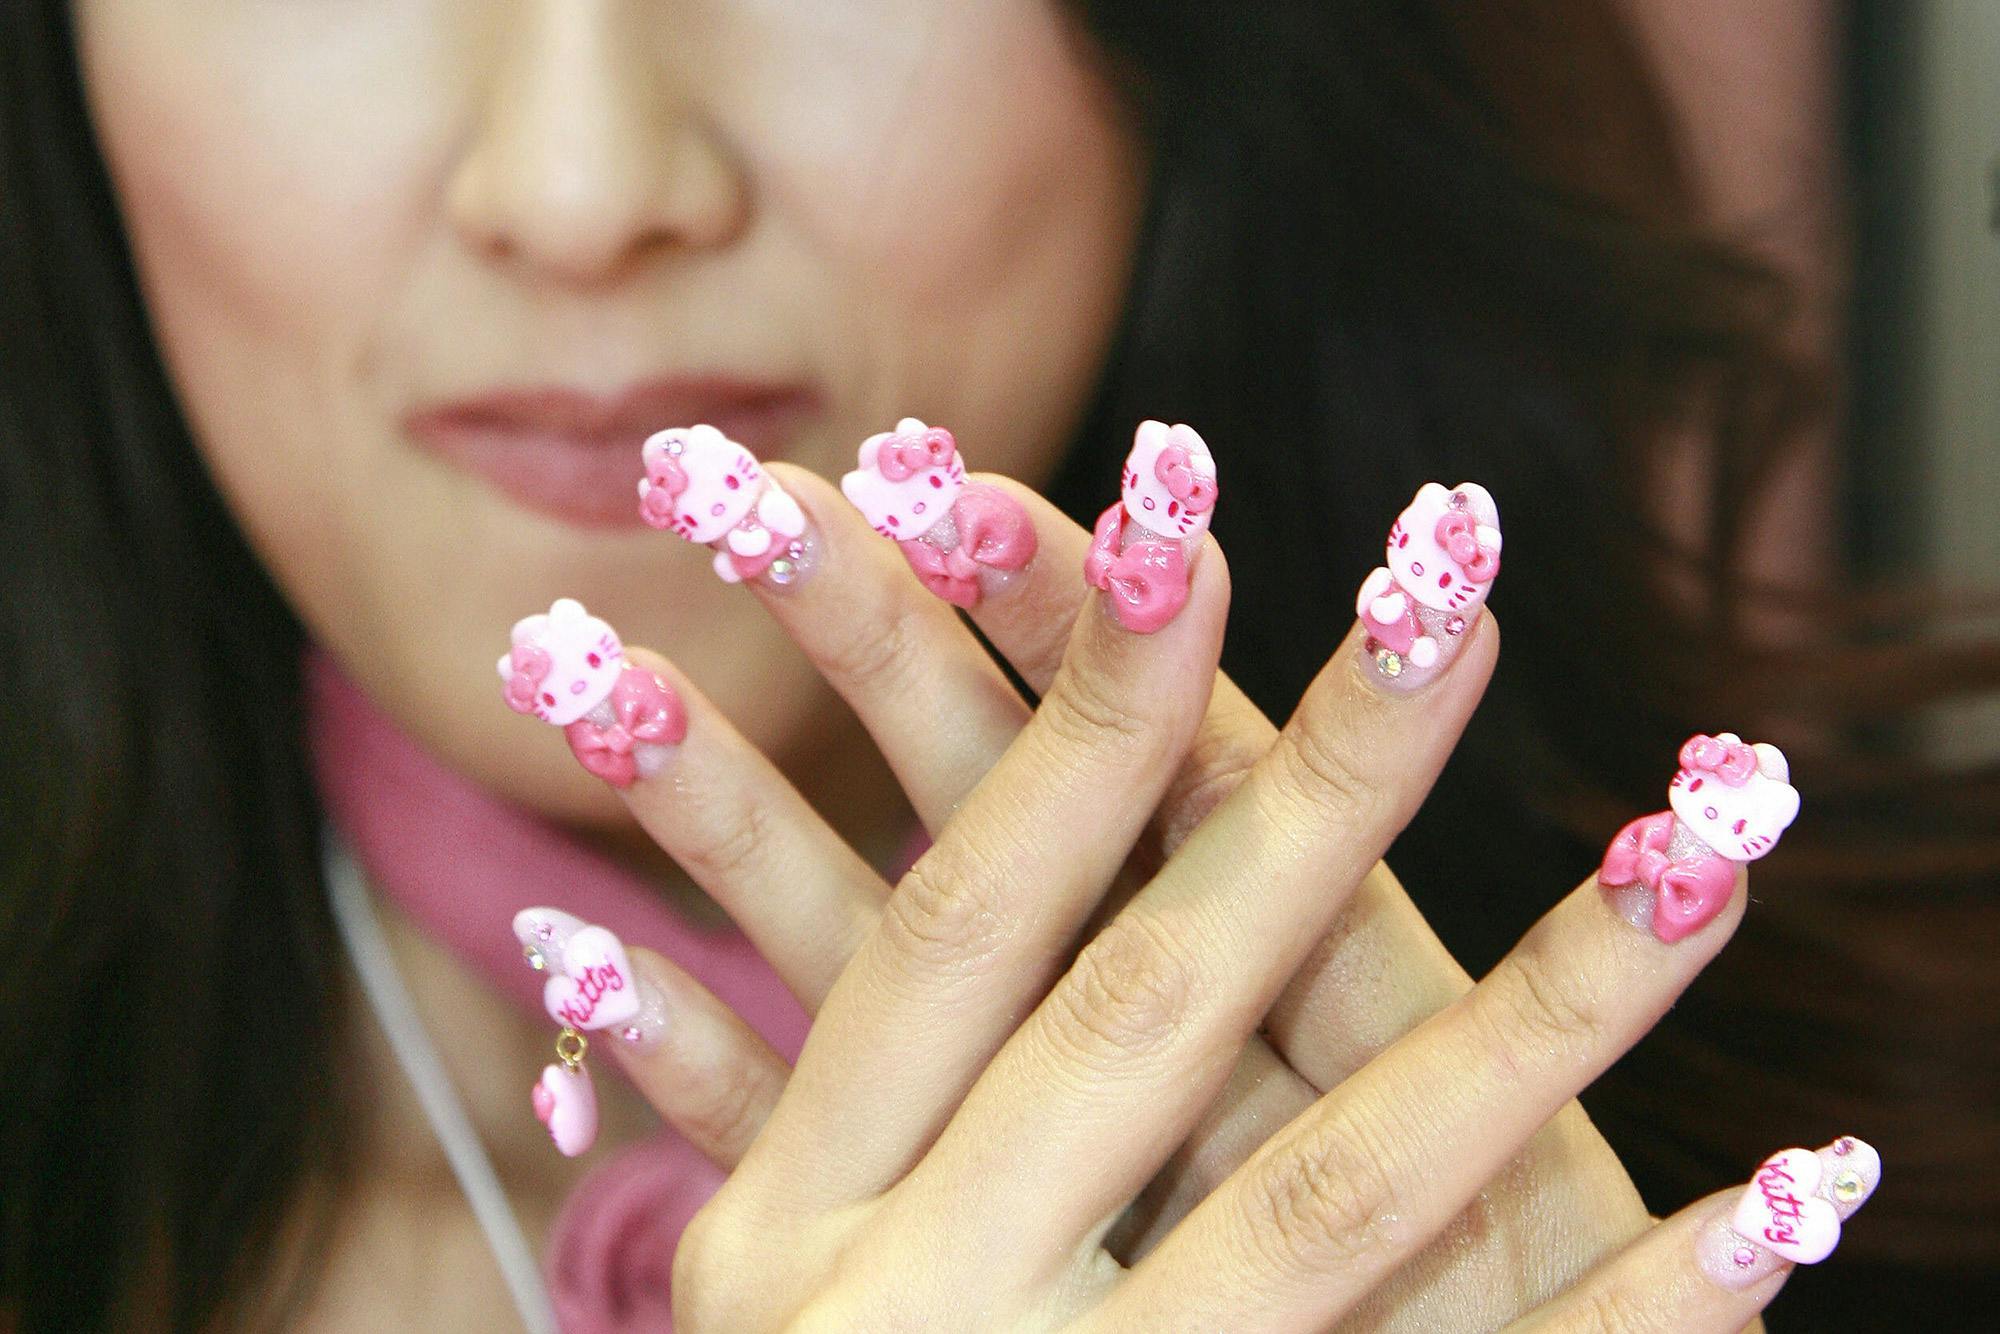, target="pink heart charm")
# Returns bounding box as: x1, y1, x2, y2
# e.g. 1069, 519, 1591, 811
533, 1061, 598, 1157
542, 926, 641, 1031
1732, 1147, 1842, 1264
